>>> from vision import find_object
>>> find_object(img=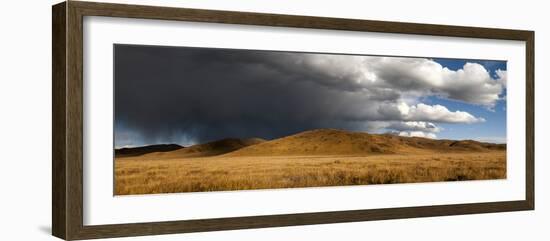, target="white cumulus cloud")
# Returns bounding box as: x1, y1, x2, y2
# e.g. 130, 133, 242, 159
386, 121, 442, 133
285, 55, 506, 107
378, 102, 485, 123
397, 131, 438, 139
